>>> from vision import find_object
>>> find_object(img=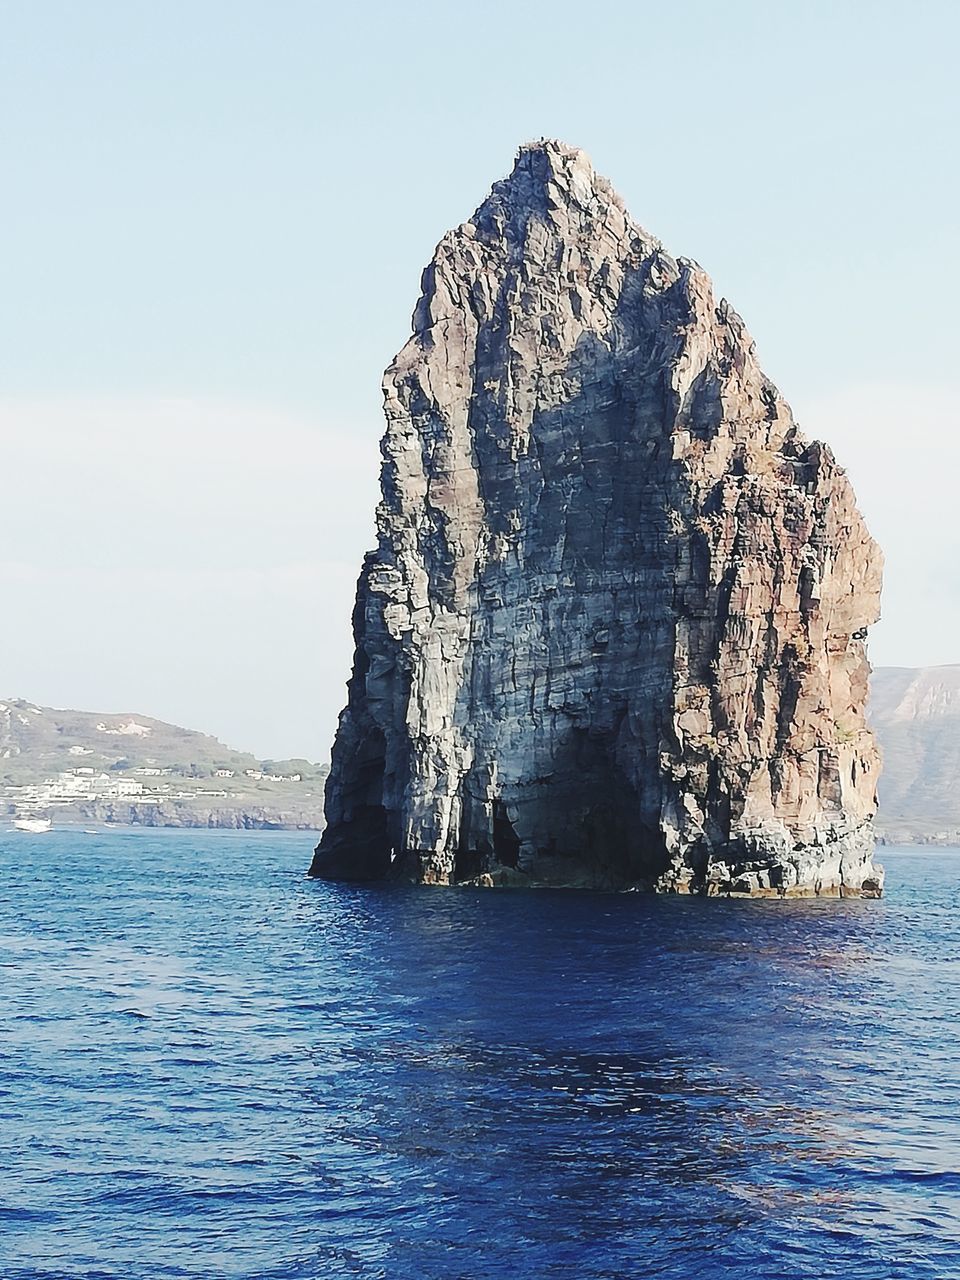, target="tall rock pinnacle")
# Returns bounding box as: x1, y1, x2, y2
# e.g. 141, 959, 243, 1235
311, 140, 884, 896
